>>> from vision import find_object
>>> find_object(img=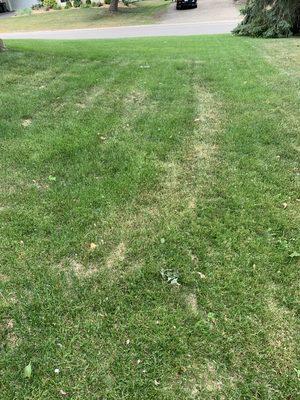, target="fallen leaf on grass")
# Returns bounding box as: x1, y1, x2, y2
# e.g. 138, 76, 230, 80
24, 362, 32, 379
89, 243, 97, 250
160, 268, 180, 285
196, 271, 206, 279
289, 251, 300, 258
21, 119, 32, 127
